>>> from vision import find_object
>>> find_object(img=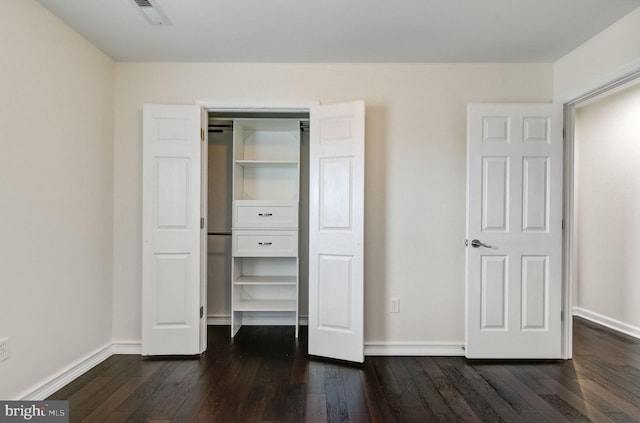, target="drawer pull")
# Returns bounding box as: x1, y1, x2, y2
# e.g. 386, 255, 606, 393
258, 213, 273, 217
258, 242, 273, 246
